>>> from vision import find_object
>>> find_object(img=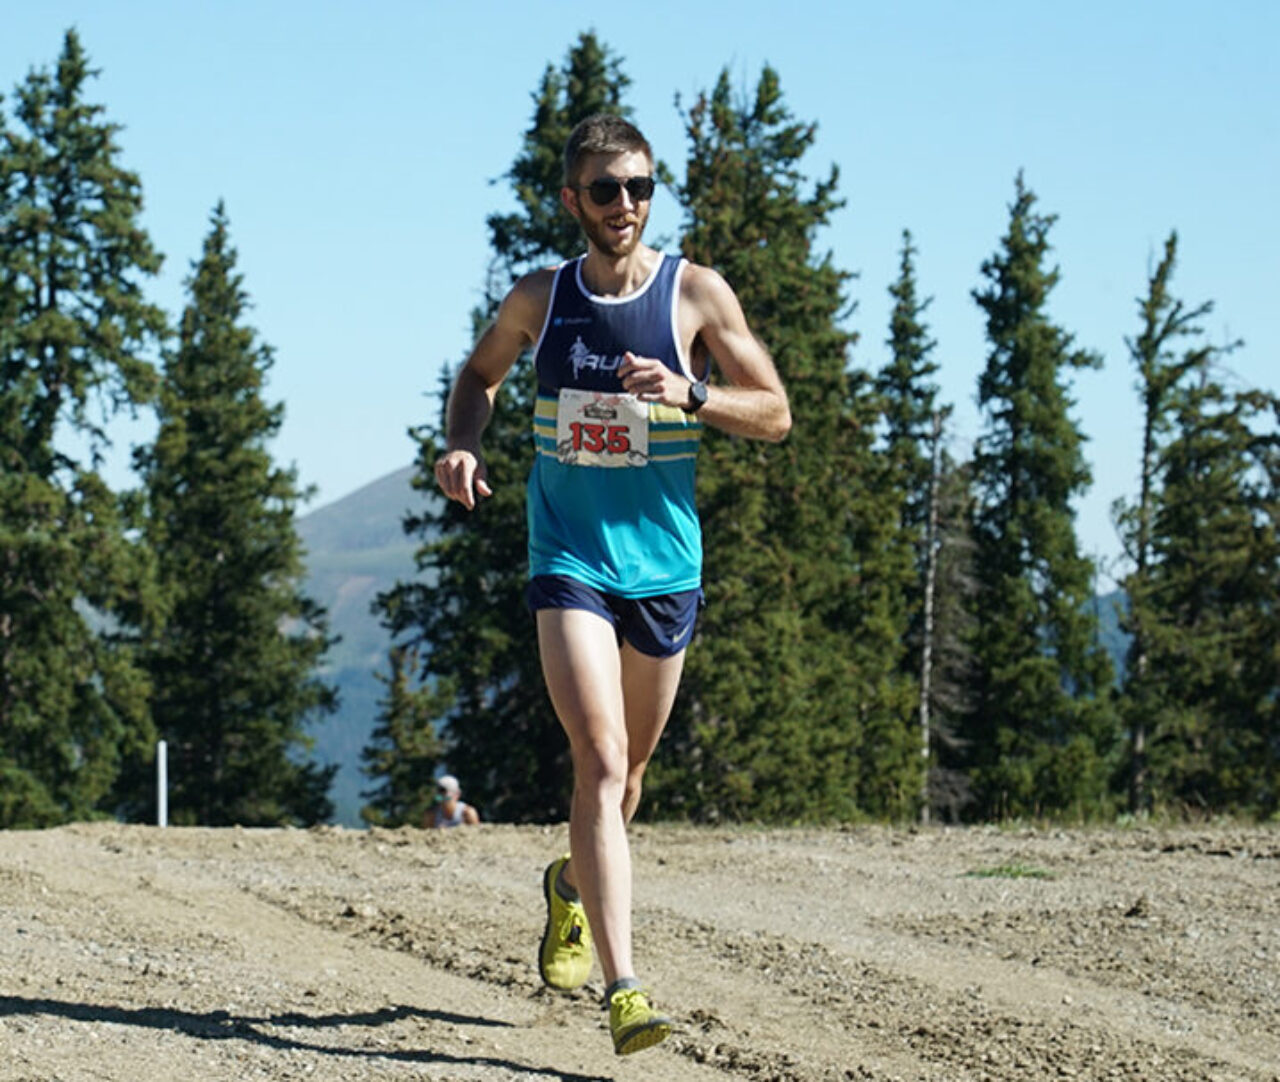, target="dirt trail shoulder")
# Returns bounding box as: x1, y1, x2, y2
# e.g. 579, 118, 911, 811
1, 822, 1277, 1081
